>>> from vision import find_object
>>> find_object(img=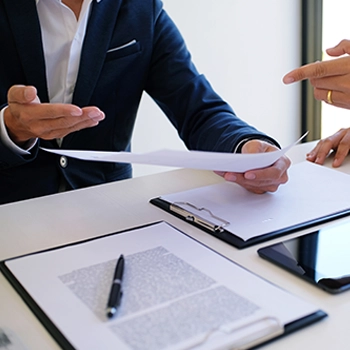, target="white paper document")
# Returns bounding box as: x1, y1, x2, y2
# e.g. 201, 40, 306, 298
40, 134, 306, 173
4, 222, 323, 350
157, 161, 350, 242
